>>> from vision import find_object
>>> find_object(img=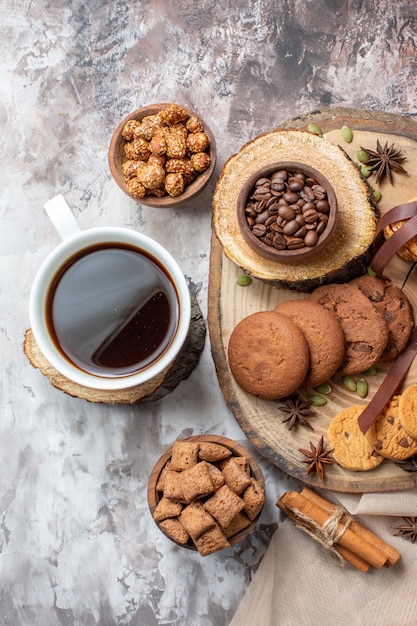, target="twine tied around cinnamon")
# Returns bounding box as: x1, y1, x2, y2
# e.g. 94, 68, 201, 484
292, 503, 353, 567
277, 488, 401, 572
